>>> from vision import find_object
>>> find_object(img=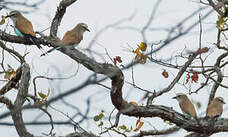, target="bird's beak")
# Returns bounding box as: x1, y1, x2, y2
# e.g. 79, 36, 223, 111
5, 14, 12, 18
172, 96, 177, 99
86, 28, 90, 32
222, 100, 226, 104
